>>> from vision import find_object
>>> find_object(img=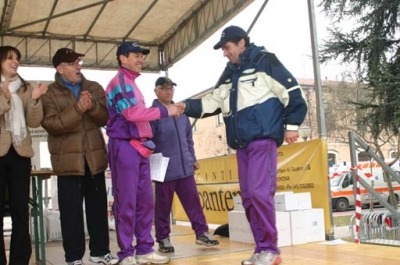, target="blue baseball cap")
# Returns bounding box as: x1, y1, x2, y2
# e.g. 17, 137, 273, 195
213, 25, 248, 50
116, 41, 150, 56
